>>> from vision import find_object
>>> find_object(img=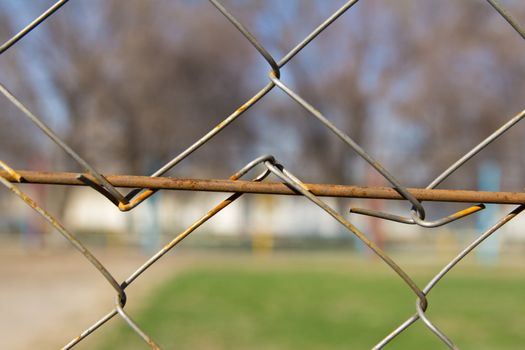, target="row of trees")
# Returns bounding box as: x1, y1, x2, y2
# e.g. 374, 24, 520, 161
1, 0, 525, 192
